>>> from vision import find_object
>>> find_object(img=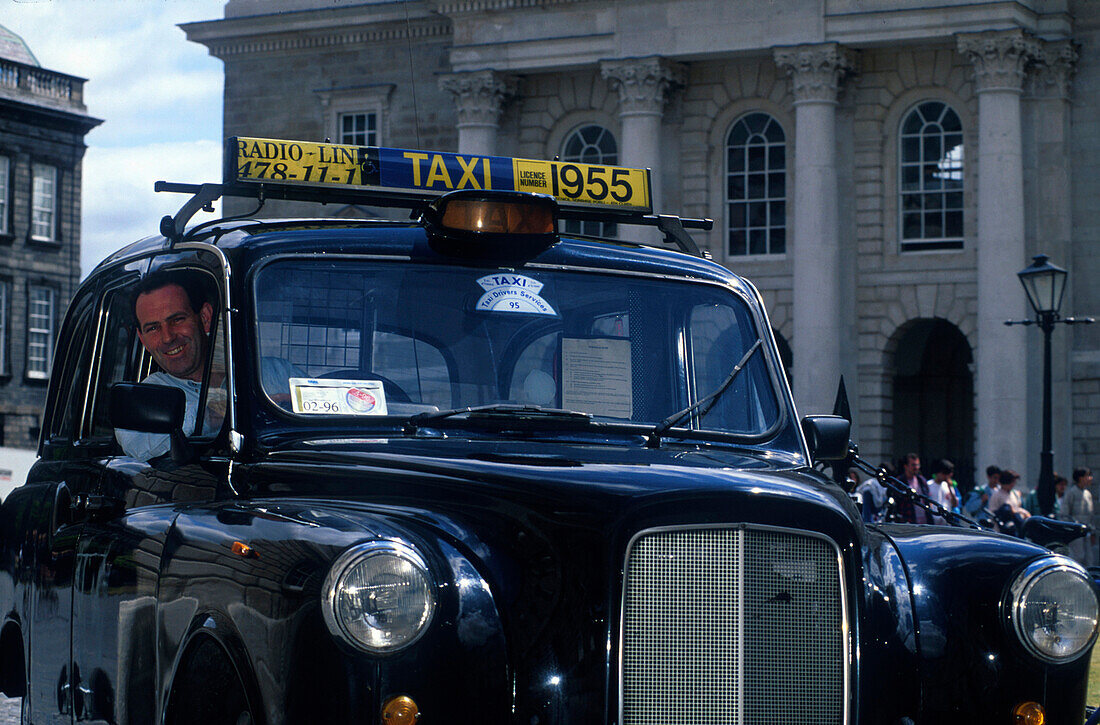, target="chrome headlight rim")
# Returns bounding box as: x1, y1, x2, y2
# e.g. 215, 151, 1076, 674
1007, 556, 1099, 664
321, 539, 438, 655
